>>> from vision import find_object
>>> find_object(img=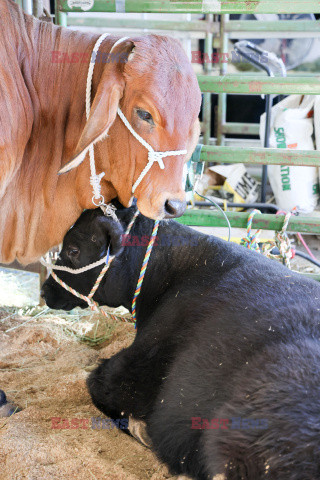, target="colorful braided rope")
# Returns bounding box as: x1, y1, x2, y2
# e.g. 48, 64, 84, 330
240, 209, 294, 268
50, 271, 135, 324
51, 210, 140, 321
262, 211, 293, 268
240, 209, 262, 251
51, 270, 107, 315
131, 220, 160, 328
88, 250, 112, 300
